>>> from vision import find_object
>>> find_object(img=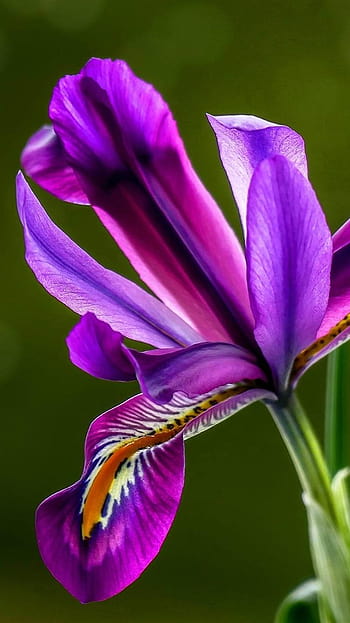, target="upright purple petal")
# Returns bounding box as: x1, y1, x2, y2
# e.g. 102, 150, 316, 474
129, 342, 266, 403
24, 58, 254, 344
21, 126, 88, 204
36, 383, 272, 602
17, 173, 201, 348
208, 115, 308, 236
67, 313, 136, 381
246, 156, 332, 390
